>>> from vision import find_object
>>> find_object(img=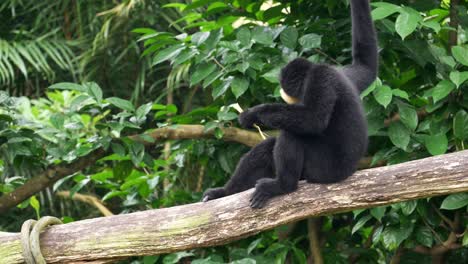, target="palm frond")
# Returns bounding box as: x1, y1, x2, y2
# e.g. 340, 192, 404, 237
0, 38, 76, 86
